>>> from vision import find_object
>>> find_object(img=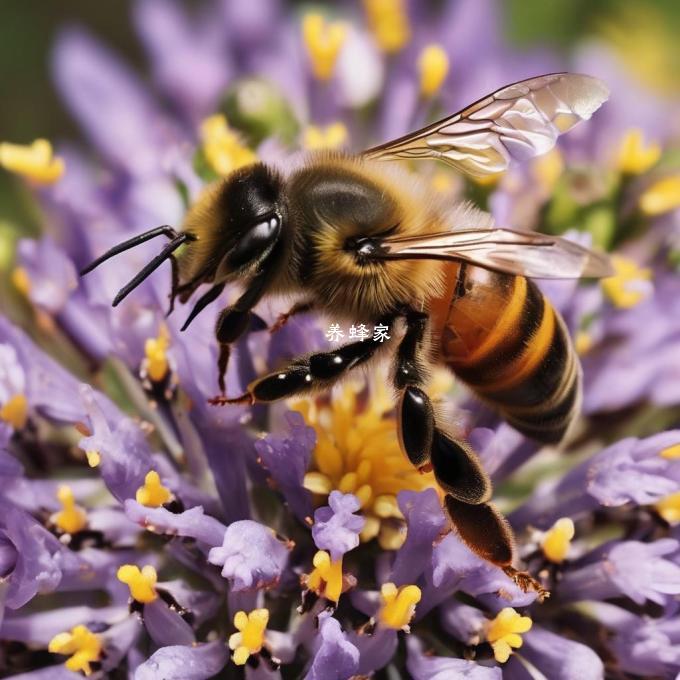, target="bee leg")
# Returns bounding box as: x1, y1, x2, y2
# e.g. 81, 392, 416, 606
269, 300, 316, 334
210, 320, 392, 405
214, 306, 254, 395
393, 311, 547, 598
